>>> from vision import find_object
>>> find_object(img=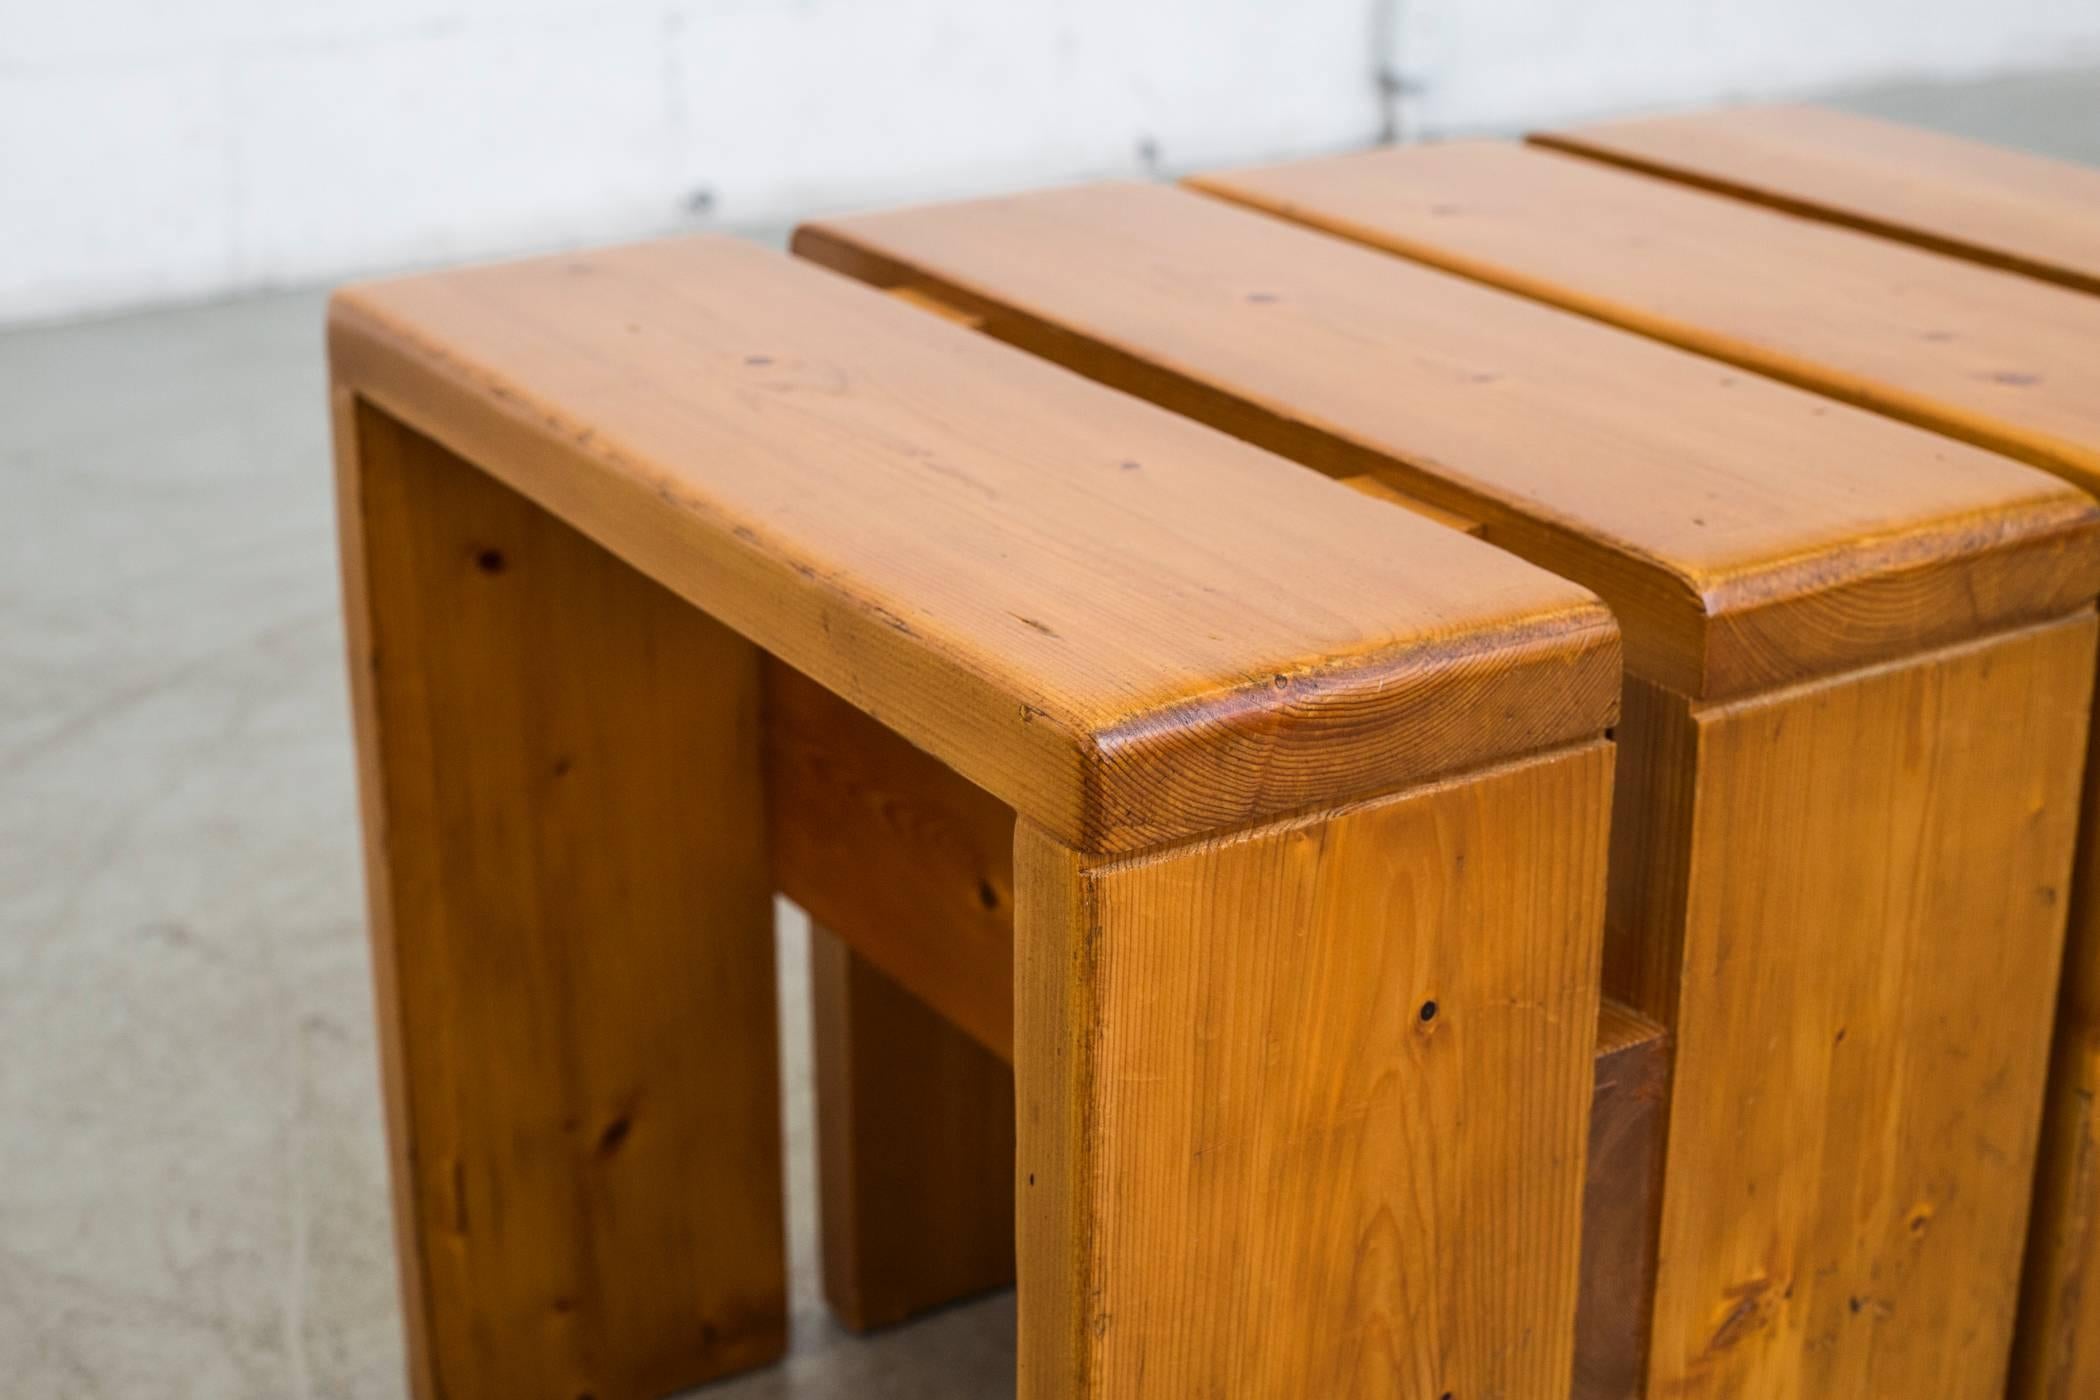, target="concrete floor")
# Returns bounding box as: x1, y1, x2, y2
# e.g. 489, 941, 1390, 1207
2, 66, 2094, 1400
